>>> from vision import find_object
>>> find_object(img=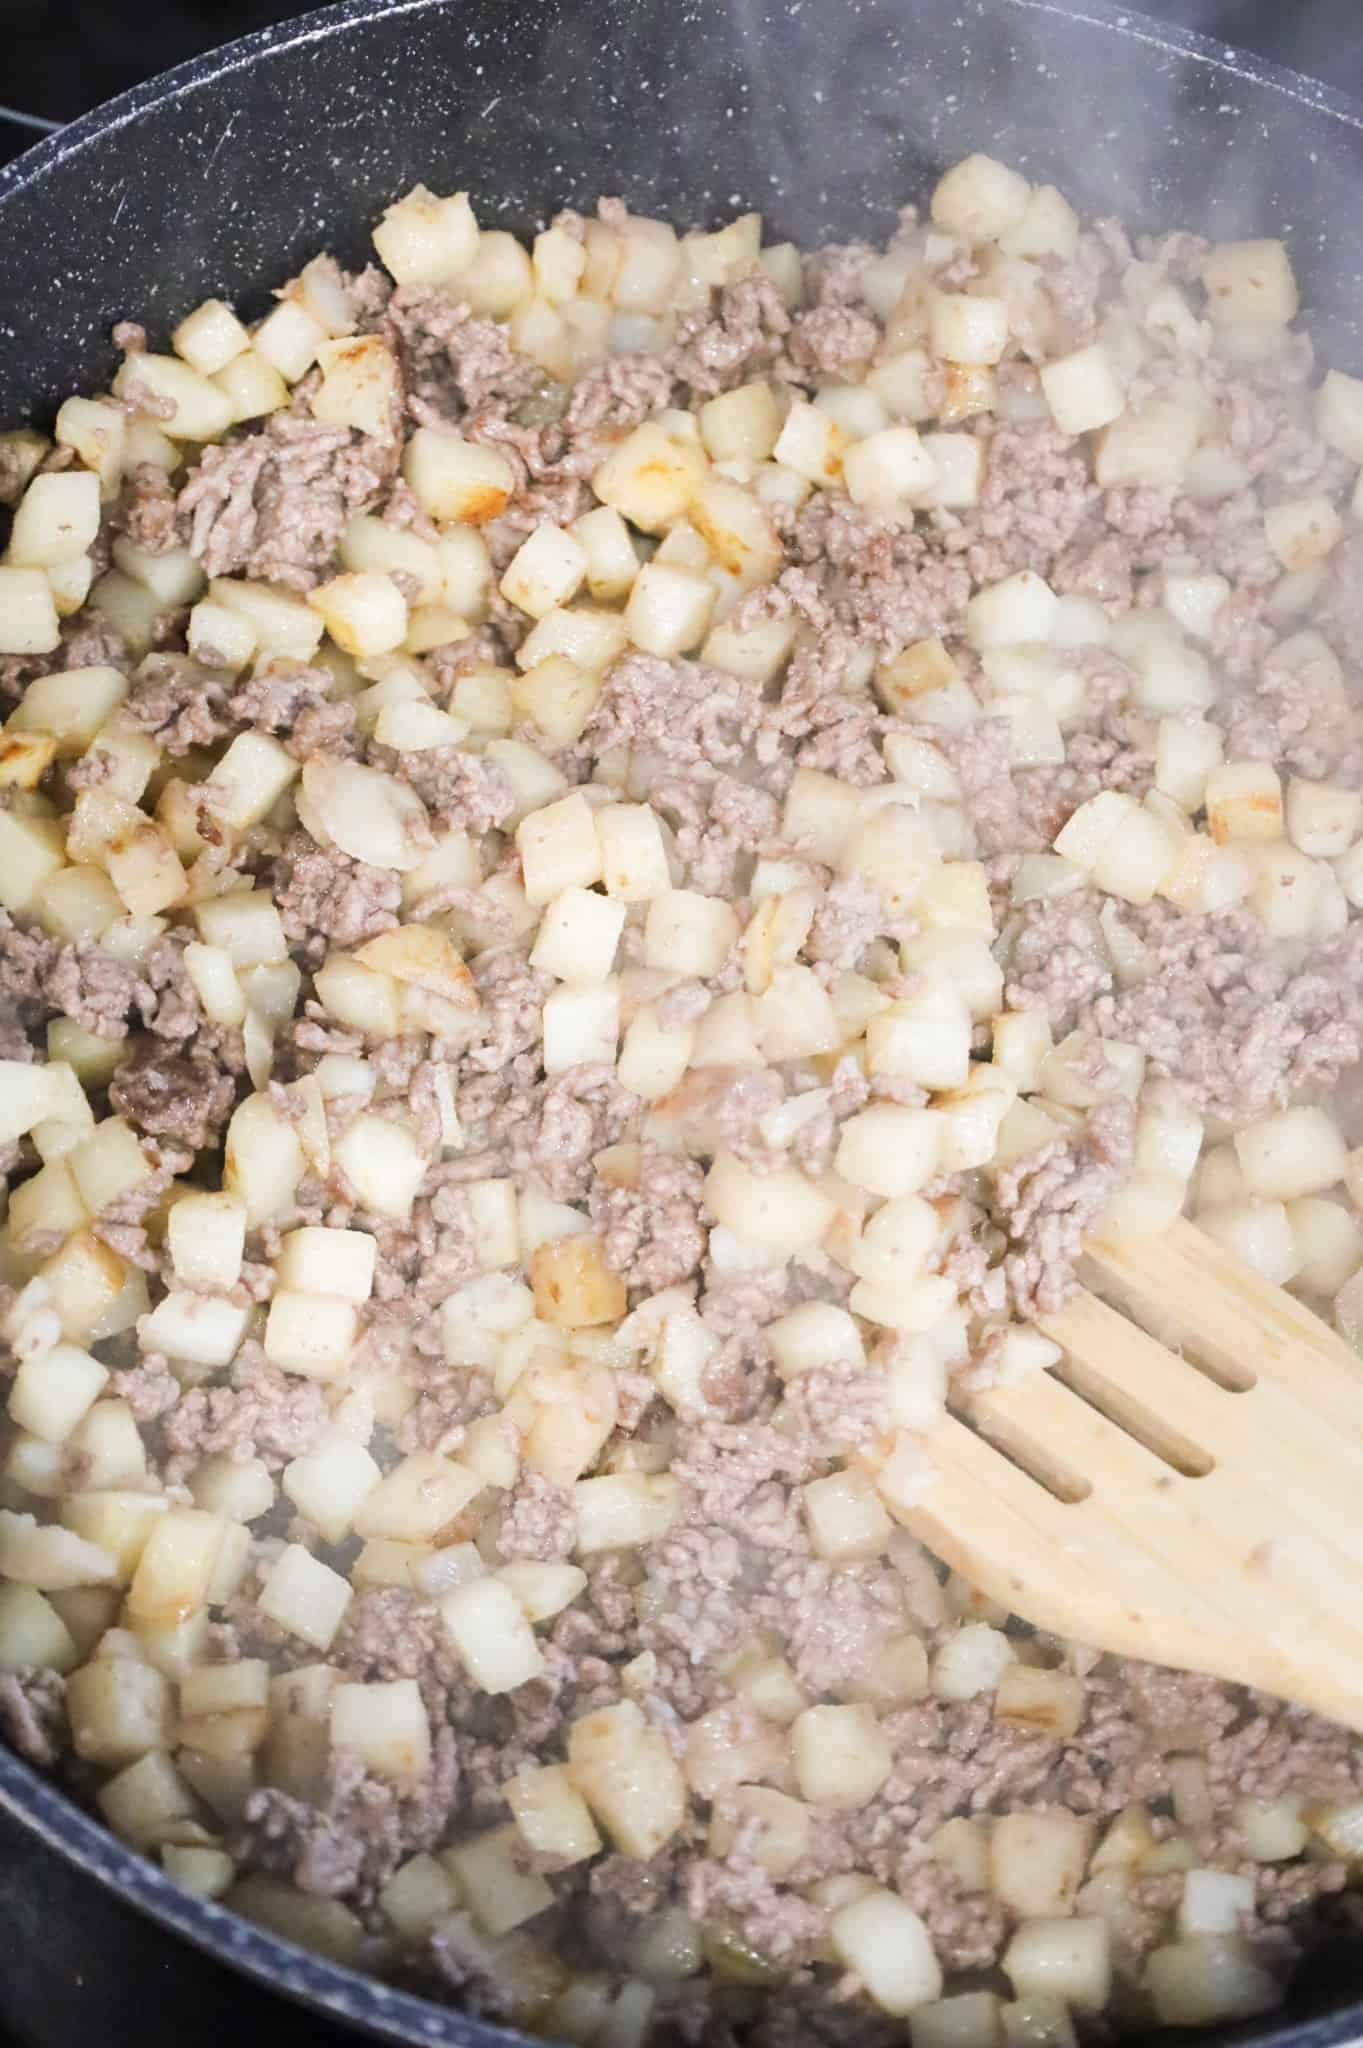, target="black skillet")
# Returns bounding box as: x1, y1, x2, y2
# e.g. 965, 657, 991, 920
1, 1, 1363, 2041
